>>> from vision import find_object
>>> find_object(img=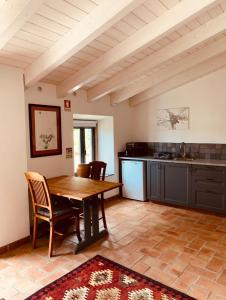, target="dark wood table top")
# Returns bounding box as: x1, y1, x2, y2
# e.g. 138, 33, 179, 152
47, 175, 122, 201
